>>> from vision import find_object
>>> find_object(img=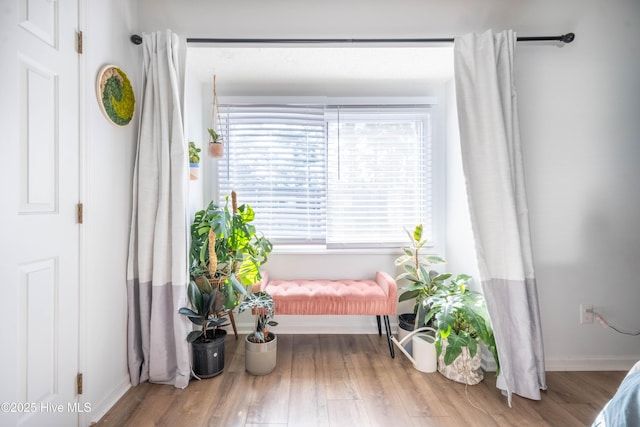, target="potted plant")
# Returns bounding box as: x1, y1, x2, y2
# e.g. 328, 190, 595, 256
238, 291, 278, 375
424, 274, 499, 385
207, 128, 224, 158
190, 191, 272, 307
395, 224, 448, 346
189, 141, 201, 180
178, 279, 229, 378
185, 191, 272, 375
